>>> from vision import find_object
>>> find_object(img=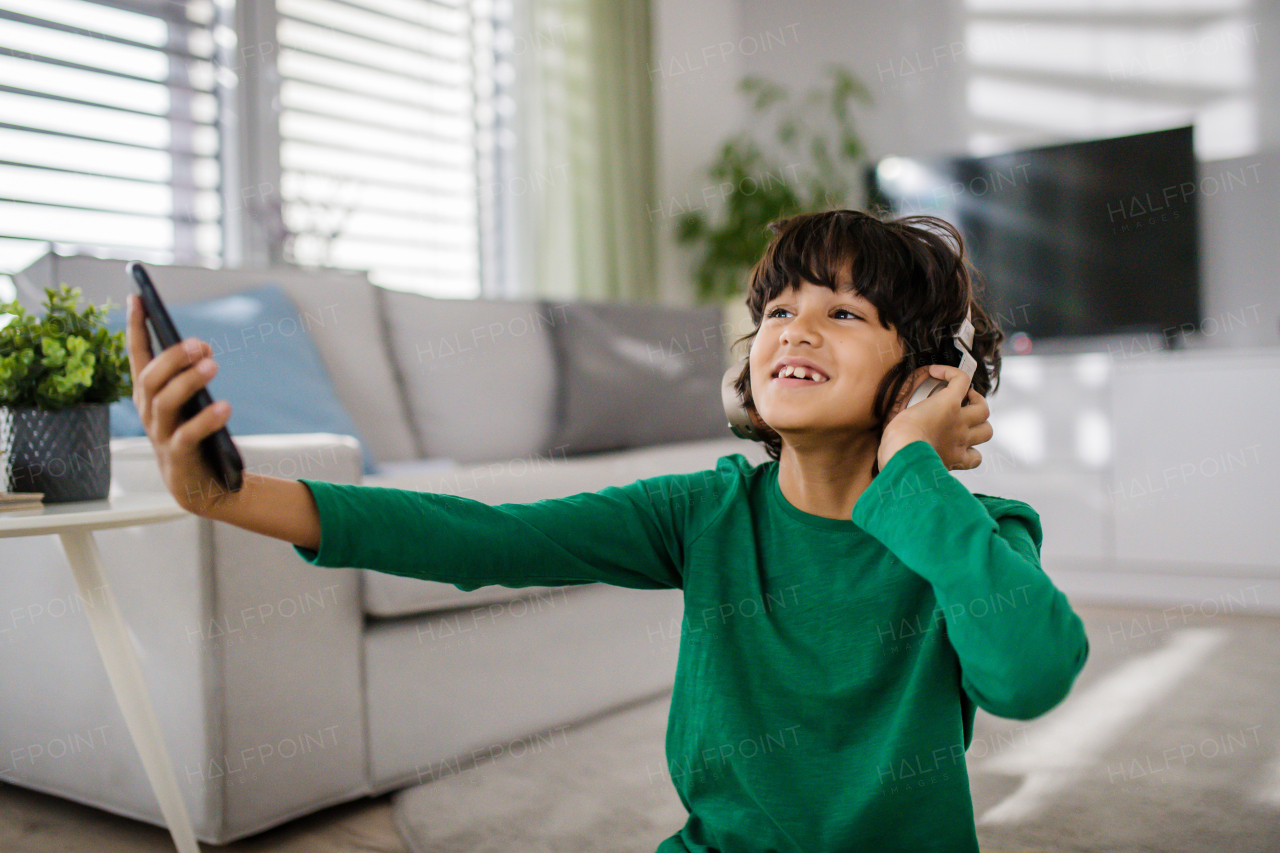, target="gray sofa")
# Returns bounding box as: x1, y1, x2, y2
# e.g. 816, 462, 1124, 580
1, 255, 770, 844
